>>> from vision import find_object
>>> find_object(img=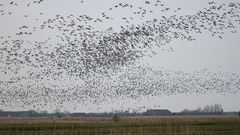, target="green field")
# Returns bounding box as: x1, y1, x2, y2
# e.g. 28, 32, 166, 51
0, 116, 240, 135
